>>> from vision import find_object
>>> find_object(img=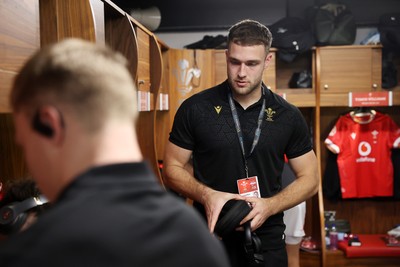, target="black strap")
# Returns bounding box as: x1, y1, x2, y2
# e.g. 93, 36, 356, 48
228, 86, 266, 177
